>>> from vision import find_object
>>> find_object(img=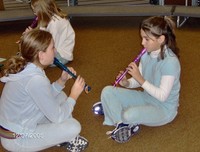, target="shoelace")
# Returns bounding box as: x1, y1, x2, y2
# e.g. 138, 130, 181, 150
71, 136, 88, 151
106, 123, 139, 139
